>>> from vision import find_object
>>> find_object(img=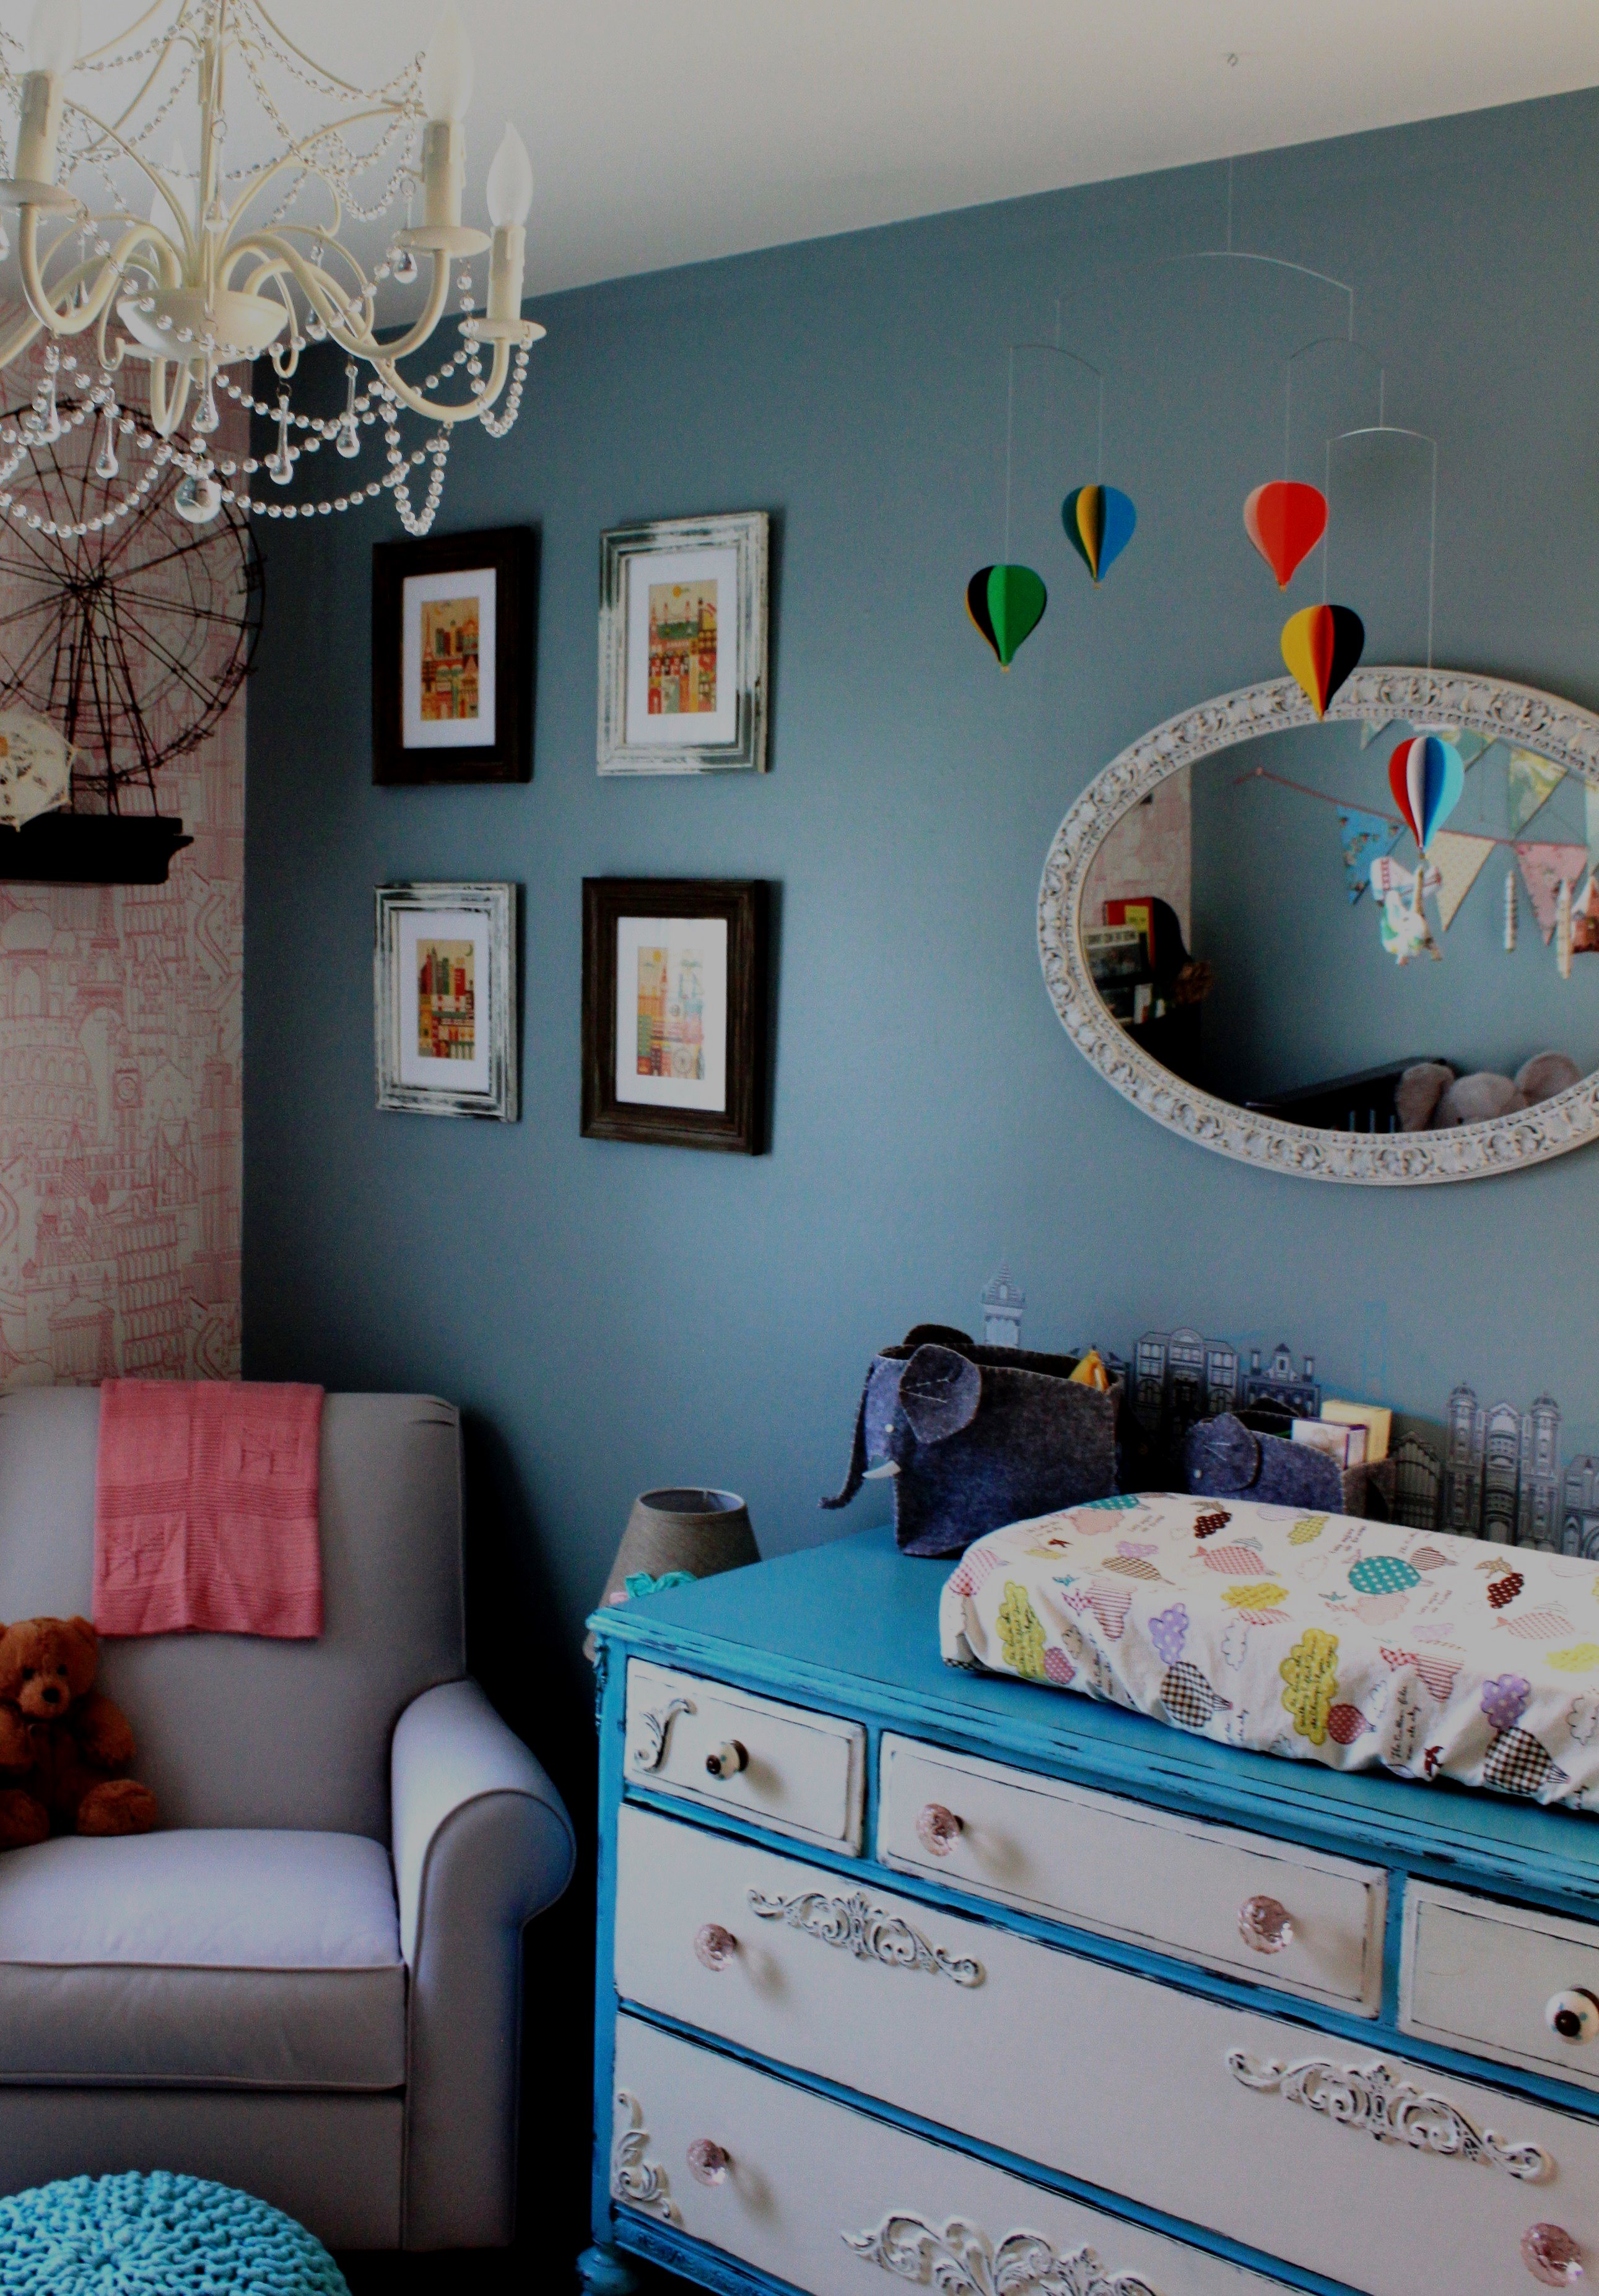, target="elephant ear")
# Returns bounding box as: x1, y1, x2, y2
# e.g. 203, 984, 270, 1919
1185, 1413, 1260, 1495
897, 1345, 983, 1448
